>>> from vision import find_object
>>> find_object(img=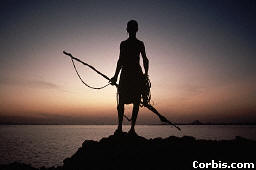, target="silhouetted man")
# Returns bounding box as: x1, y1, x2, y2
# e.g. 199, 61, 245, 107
110, 20, 149, 135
